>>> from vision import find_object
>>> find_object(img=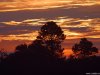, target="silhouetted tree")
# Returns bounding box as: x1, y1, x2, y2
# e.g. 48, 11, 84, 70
15, 44, 27, 52
36, 21, 66, 57
72, 38, 98, 58
28, 39, 56, 62
0, 49, 8, 62
1, 22, 100, 75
